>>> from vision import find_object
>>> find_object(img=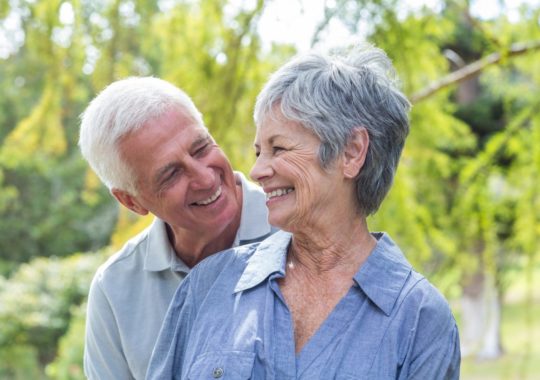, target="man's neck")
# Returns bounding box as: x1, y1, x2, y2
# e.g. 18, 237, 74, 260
167, 175, 243, 268
167, 174, 244, 268
166, 213, 241, 268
